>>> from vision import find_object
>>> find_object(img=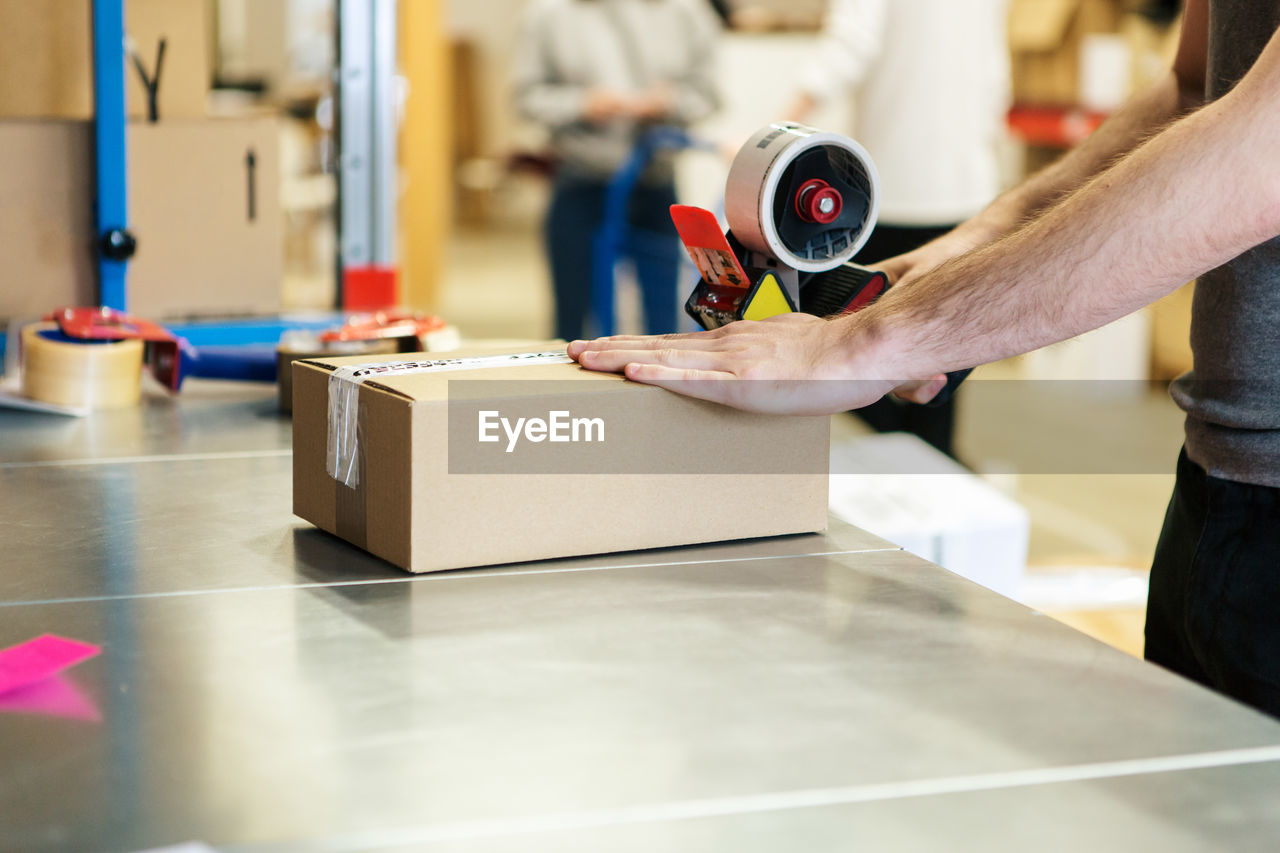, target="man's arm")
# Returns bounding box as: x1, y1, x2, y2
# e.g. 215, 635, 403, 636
880, 0, 1210, 287
850, 0, 1264, 382
571, 2, 1280, 414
